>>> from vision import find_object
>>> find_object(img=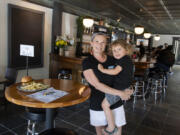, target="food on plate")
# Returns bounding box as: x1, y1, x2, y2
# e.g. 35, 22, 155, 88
20, 81, 49, 91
